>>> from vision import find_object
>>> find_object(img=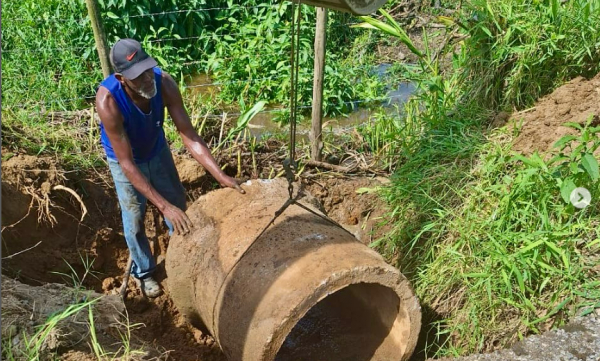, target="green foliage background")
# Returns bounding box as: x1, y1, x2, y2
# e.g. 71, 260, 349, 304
1, 0, 385, 114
